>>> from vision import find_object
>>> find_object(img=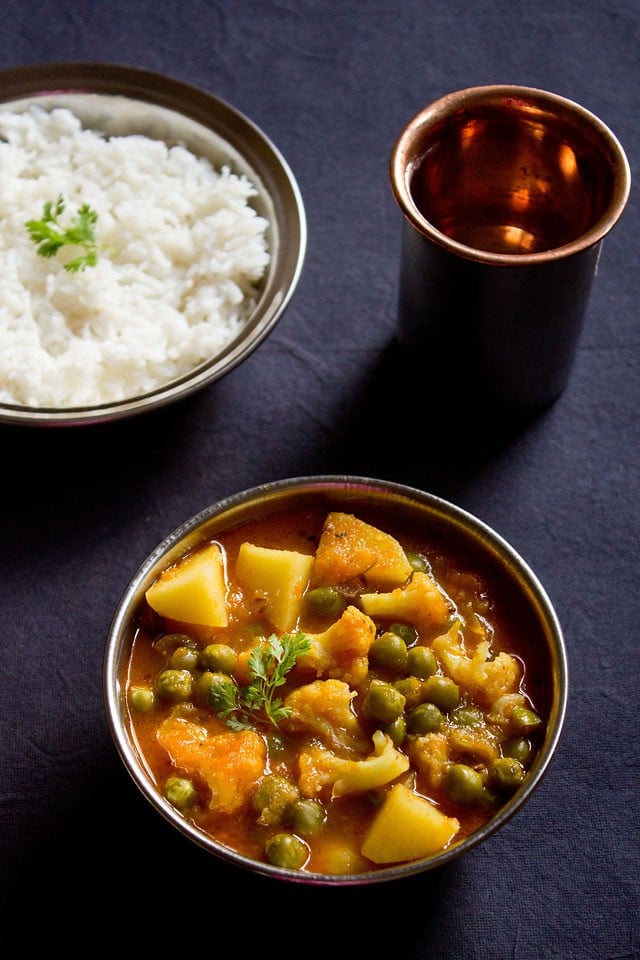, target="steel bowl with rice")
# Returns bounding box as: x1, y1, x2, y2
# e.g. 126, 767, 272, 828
0, 62, 307, 427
